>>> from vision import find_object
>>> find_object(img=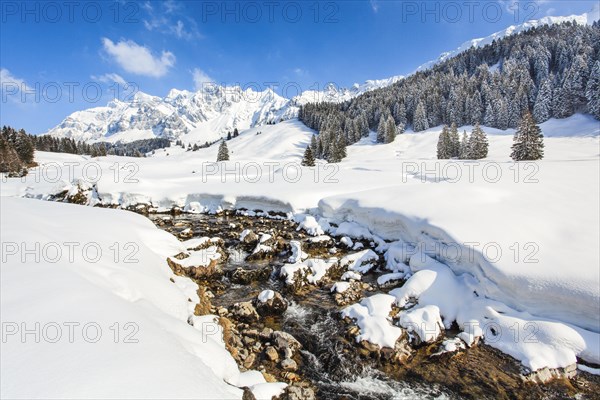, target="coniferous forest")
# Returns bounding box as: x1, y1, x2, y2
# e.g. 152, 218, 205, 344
300, 22, 600, 162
